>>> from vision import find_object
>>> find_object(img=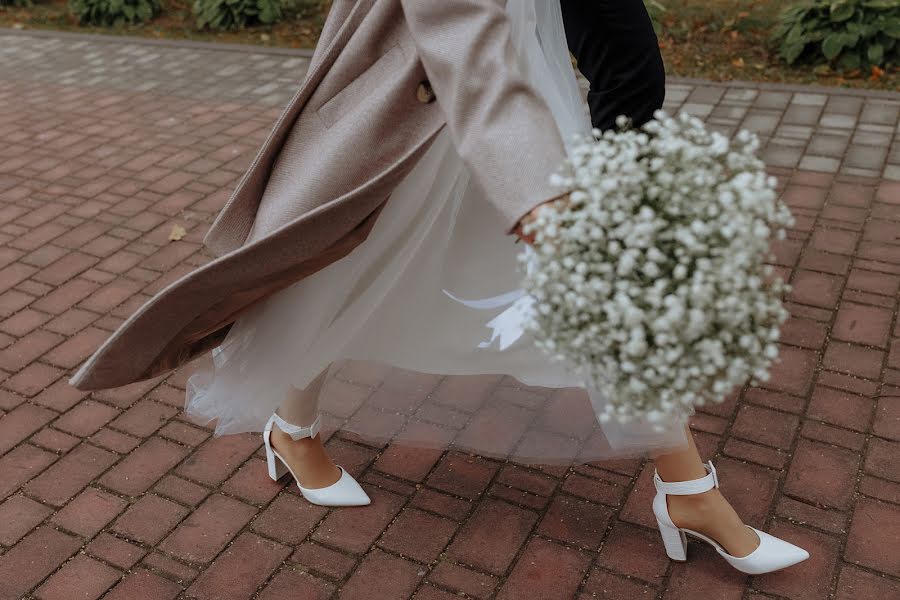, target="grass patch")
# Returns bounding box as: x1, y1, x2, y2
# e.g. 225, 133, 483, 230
656, 0, 897, 90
